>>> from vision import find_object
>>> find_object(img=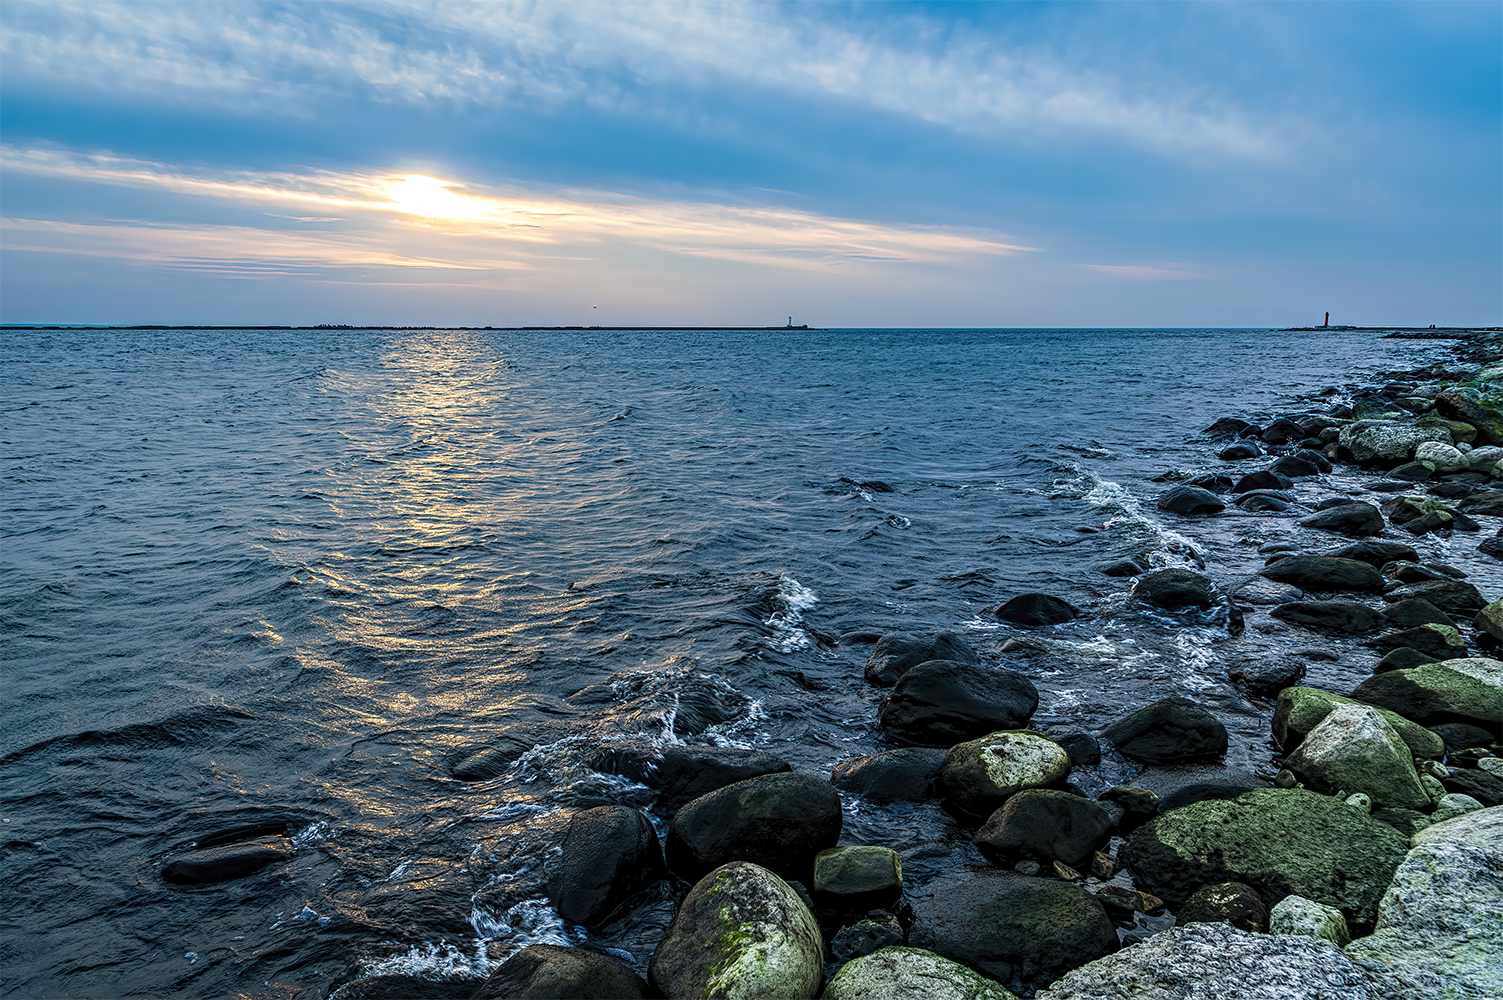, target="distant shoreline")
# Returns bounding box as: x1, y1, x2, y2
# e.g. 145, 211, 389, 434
4, 325, 1499, 334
